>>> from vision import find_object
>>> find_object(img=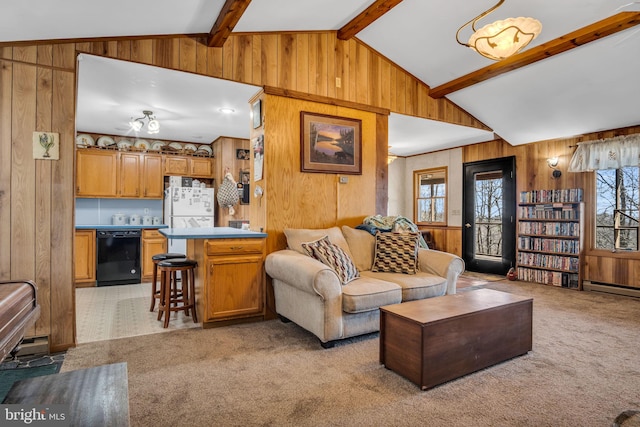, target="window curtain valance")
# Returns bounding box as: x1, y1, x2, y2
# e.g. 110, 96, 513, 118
568, 134, 640, 172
